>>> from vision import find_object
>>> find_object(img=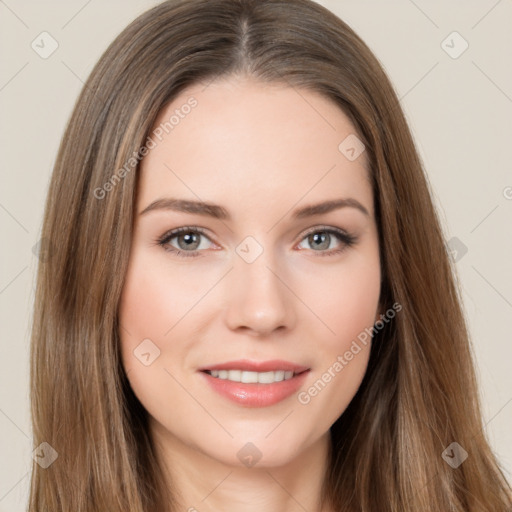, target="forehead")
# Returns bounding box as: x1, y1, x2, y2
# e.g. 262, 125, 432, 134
137, 77, 373, 220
